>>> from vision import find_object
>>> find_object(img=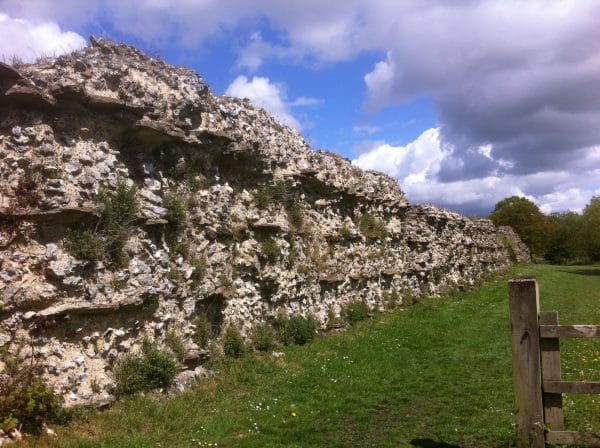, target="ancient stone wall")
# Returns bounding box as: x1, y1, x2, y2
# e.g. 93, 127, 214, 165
0, 39, 529, 406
